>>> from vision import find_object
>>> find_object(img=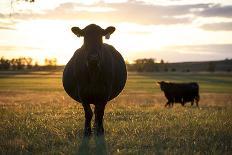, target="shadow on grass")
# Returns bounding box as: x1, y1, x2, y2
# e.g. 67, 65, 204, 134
76, 135, 107, 155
